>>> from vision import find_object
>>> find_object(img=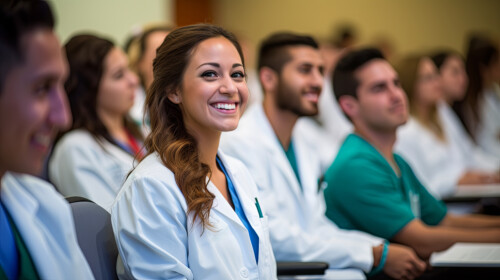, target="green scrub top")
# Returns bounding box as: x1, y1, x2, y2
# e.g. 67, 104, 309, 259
284, 140, 302, 190
0, 211, 40, 280
323, 134, 447, 239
